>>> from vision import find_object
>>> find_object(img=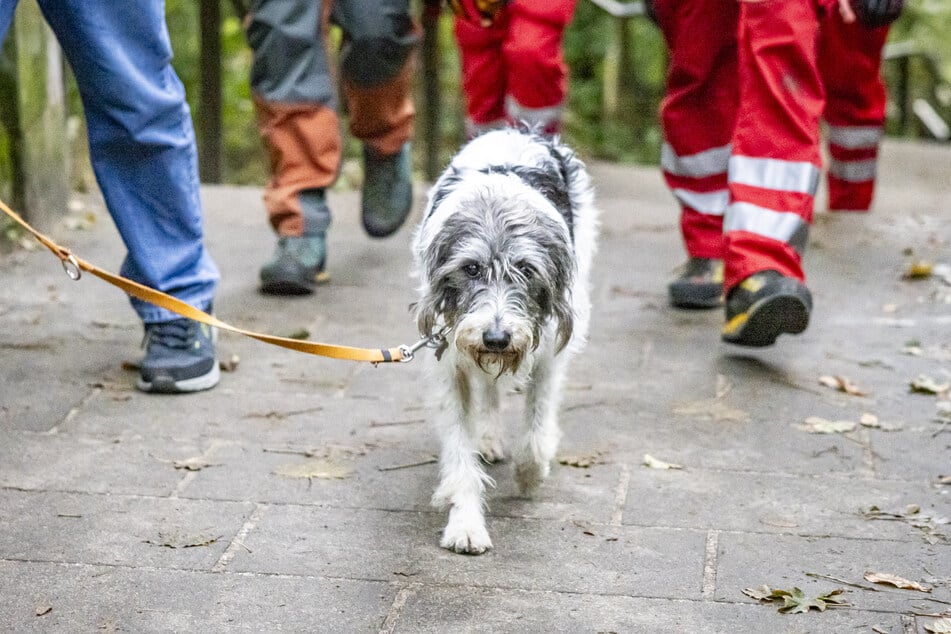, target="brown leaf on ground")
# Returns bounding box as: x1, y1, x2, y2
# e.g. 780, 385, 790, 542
903, 259, 934, 279
863, 571, 932, 592
859, 413, 903, 431
819, 374, 868, 396
558, 452, 605, 468
219, 354, 240, 372
35, 606, 52, 617
743, 585, 849, 613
